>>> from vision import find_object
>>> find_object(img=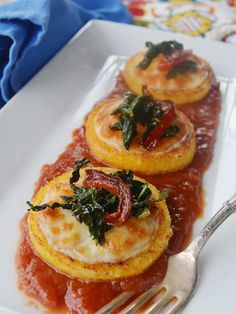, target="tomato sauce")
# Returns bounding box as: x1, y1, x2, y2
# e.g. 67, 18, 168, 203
16, 74, 221, 313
